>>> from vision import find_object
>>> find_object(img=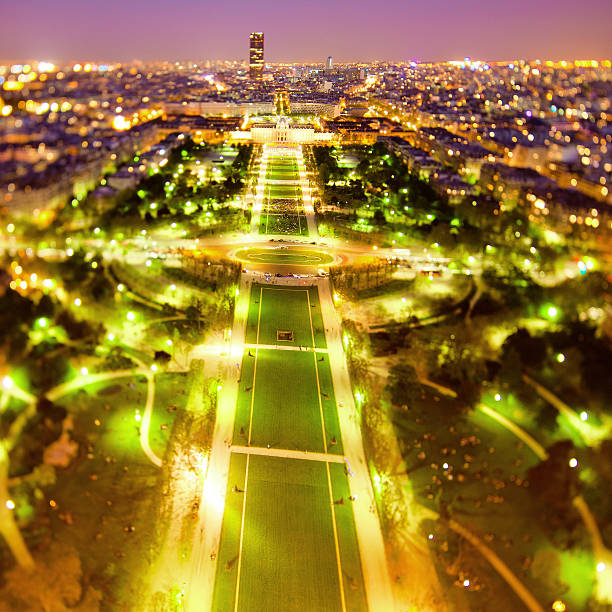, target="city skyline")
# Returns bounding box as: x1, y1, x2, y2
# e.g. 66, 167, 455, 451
2, 0, 612, 63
